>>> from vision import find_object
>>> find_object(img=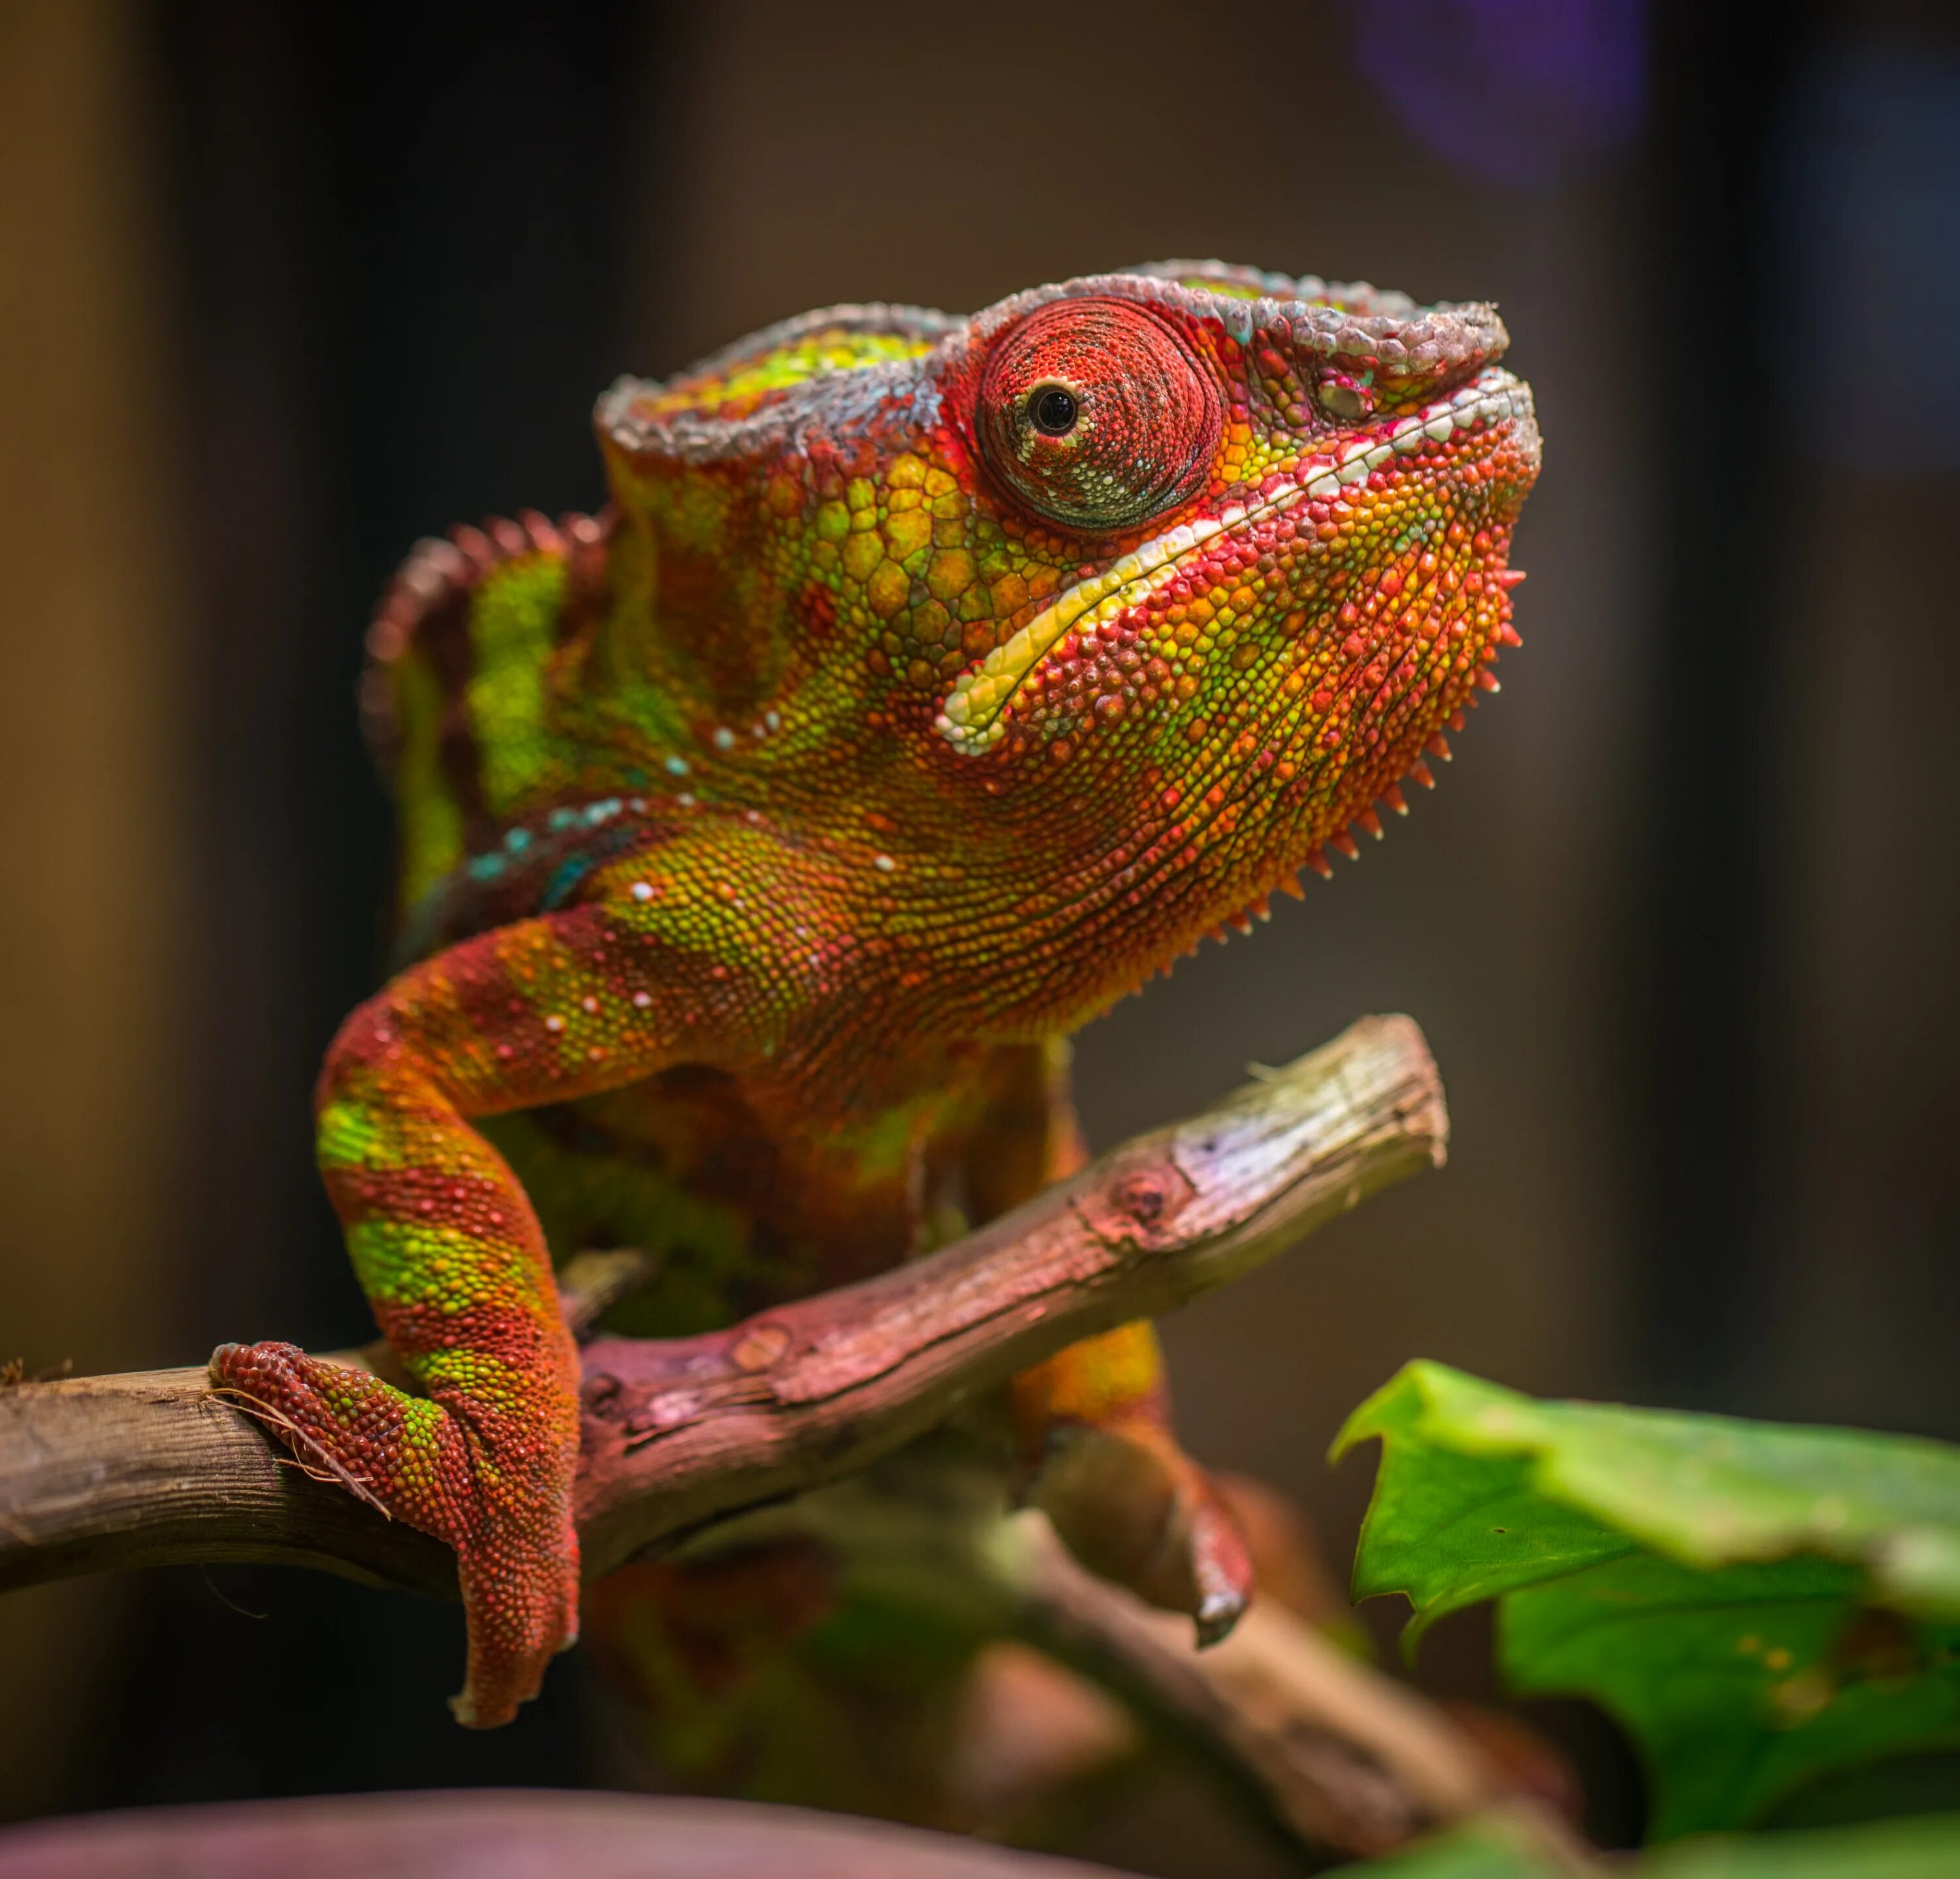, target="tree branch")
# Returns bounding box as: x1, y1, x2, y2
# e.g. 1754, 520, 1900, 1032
0, 1014, 1442, 1598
